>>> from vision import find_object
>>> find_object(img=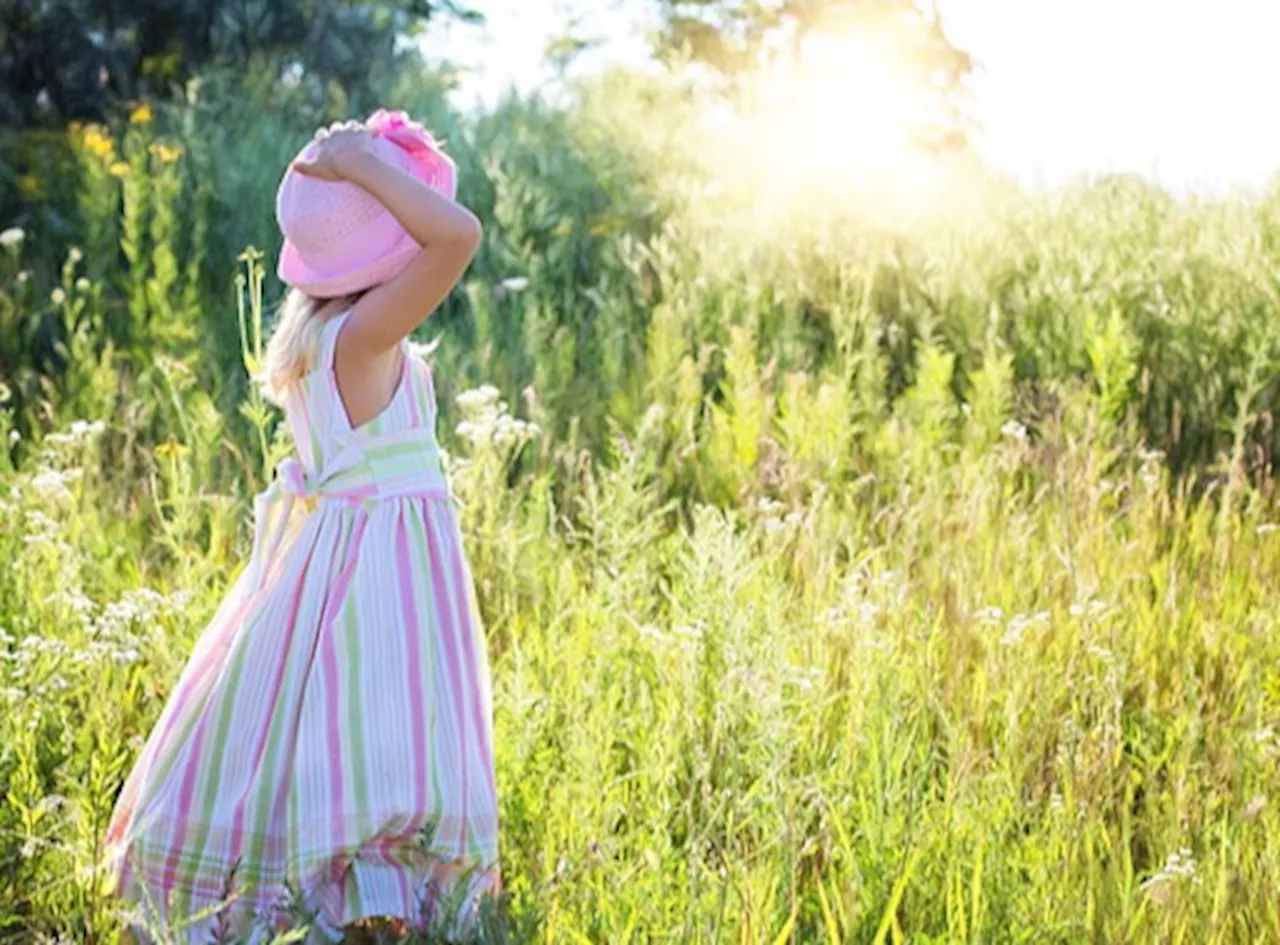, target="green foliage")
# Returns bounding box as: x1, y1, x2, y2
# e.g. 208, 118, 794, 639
0, 0, 474, 128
